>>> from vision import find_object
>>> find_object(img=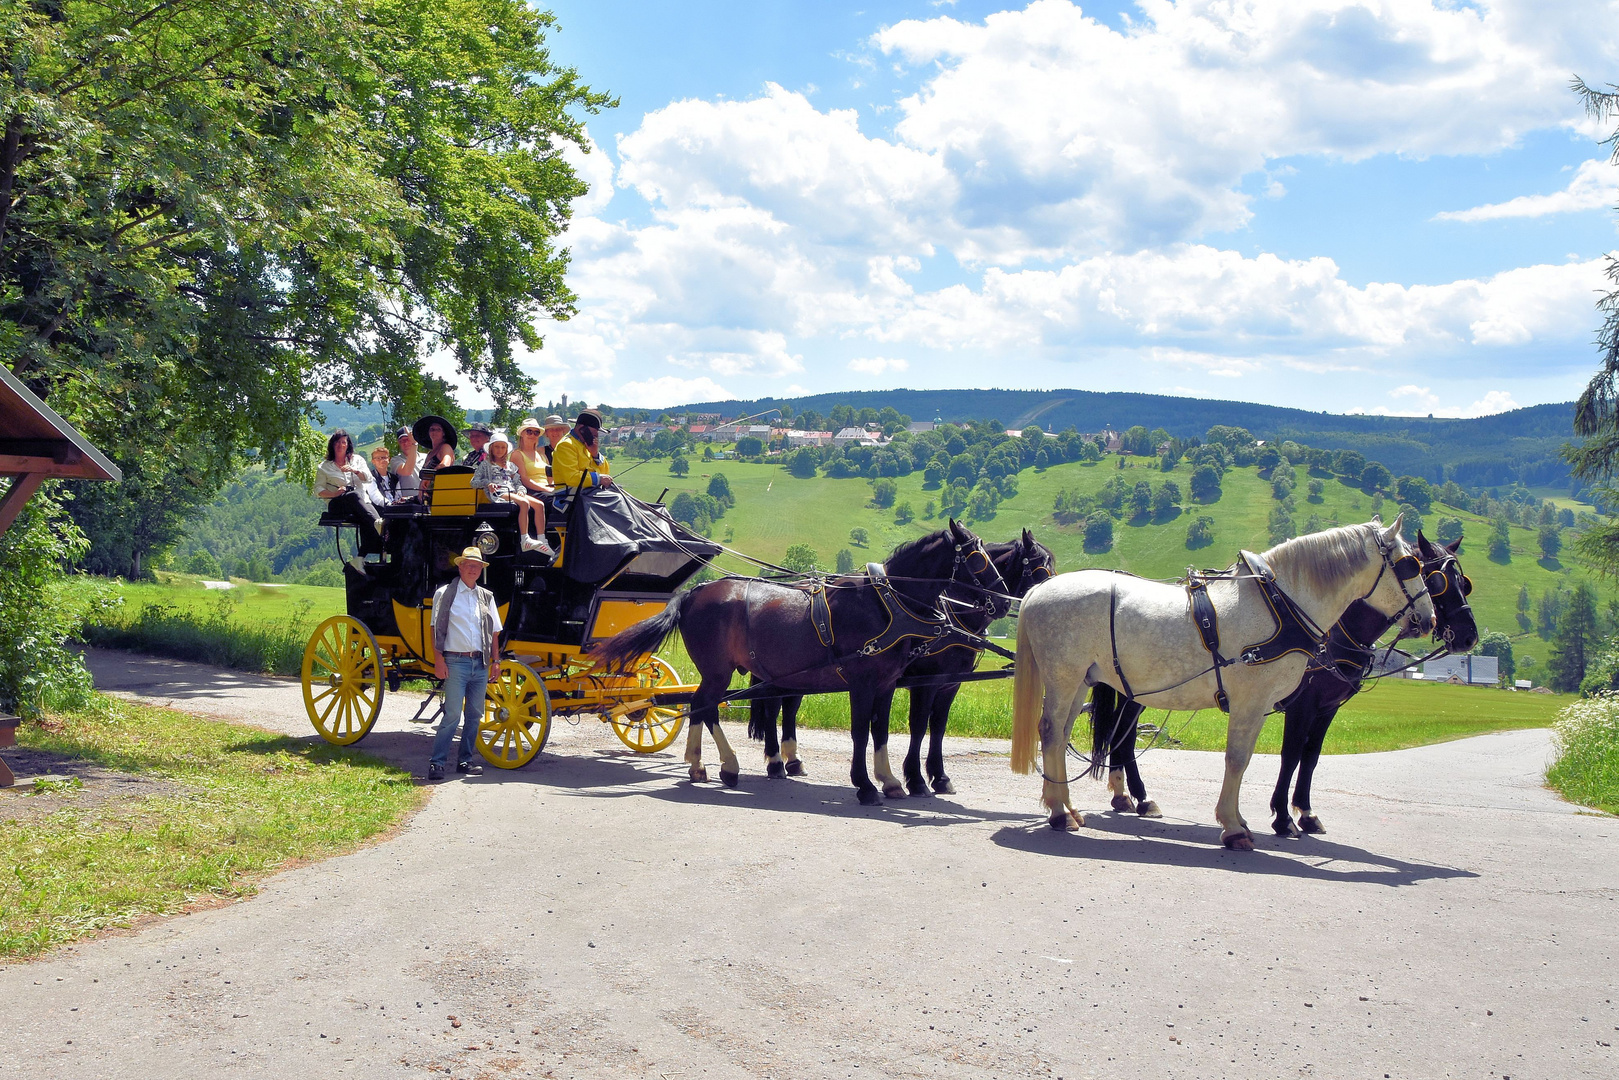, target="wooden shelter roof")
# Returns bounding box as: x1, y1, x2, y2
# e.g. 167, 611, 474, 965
0, 366, 121, 483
